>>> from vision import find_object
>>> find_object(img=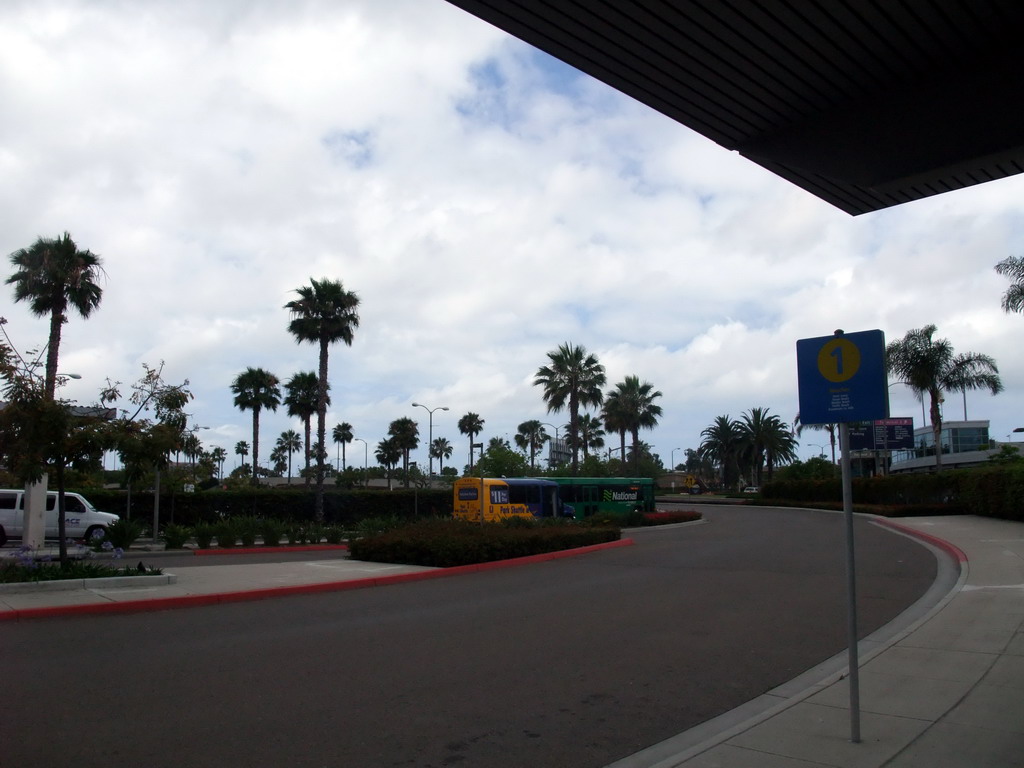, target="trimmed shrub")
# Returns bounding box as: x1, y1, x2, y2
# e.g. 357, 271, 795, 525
642, 510, 702, 525
235, 516, 259, 547
260, 518, 286, 547
349, 519, 620, 568
193, 522, 215, 549
214, 519, 238, 548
